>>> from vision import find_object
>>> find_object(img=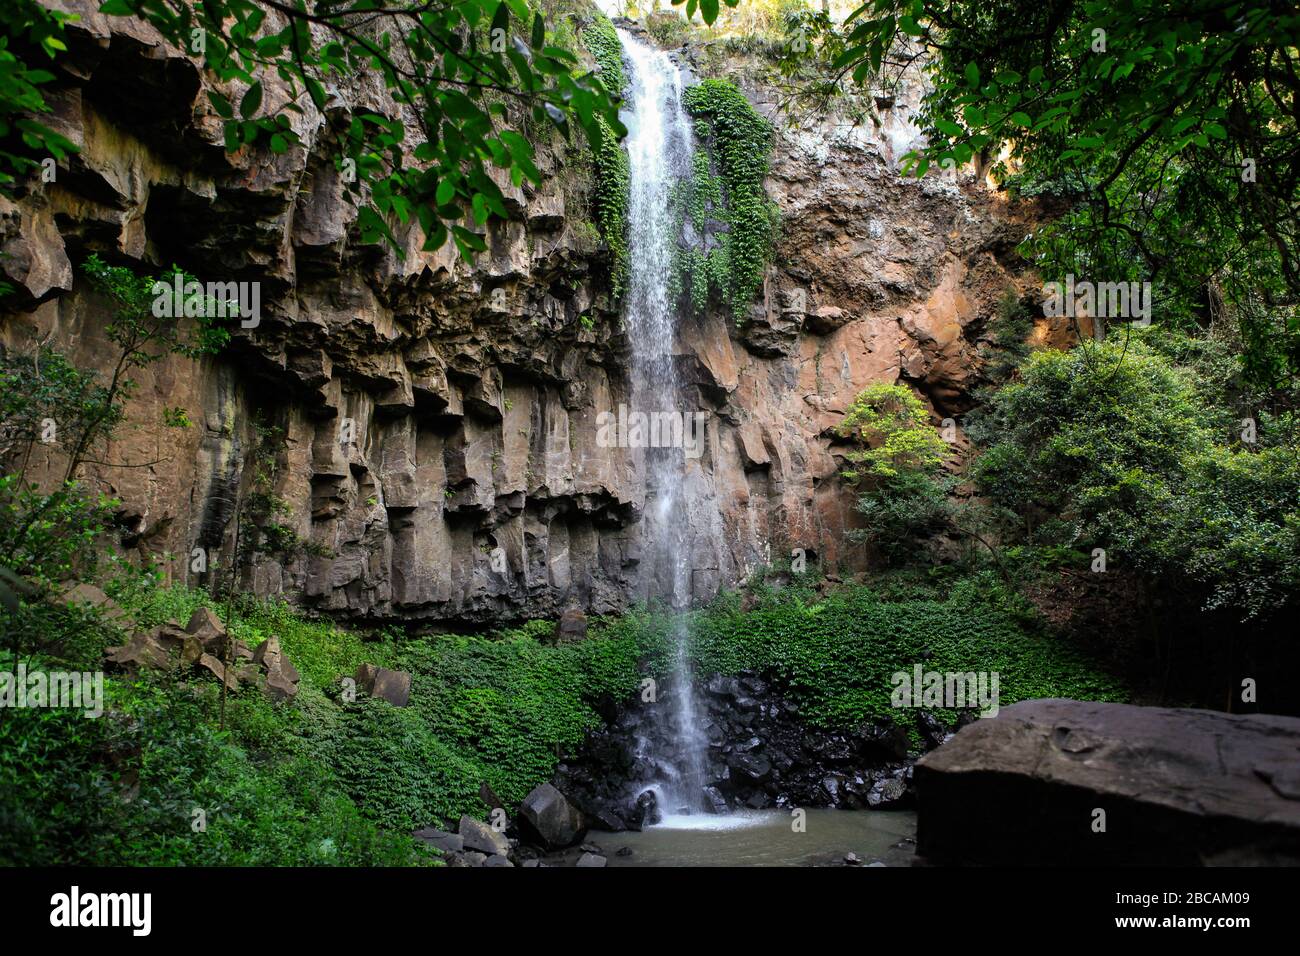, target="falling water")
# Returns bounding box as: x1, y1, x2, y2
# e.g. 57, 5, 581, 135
617, 29, 711, 816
